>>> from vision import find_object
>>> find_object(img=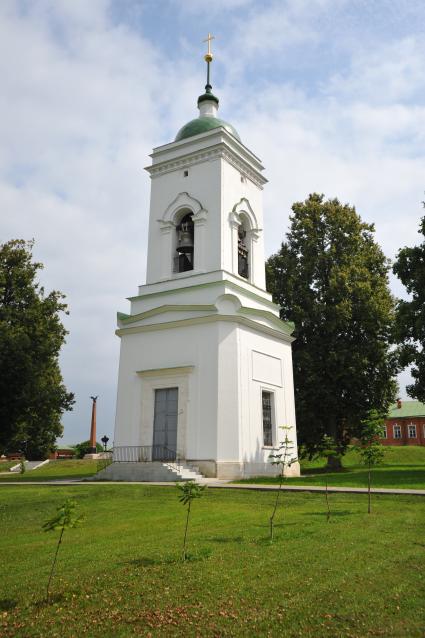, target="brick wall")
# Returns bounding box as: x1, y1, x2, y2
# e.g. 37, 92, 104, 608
381, 417, 425, 446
